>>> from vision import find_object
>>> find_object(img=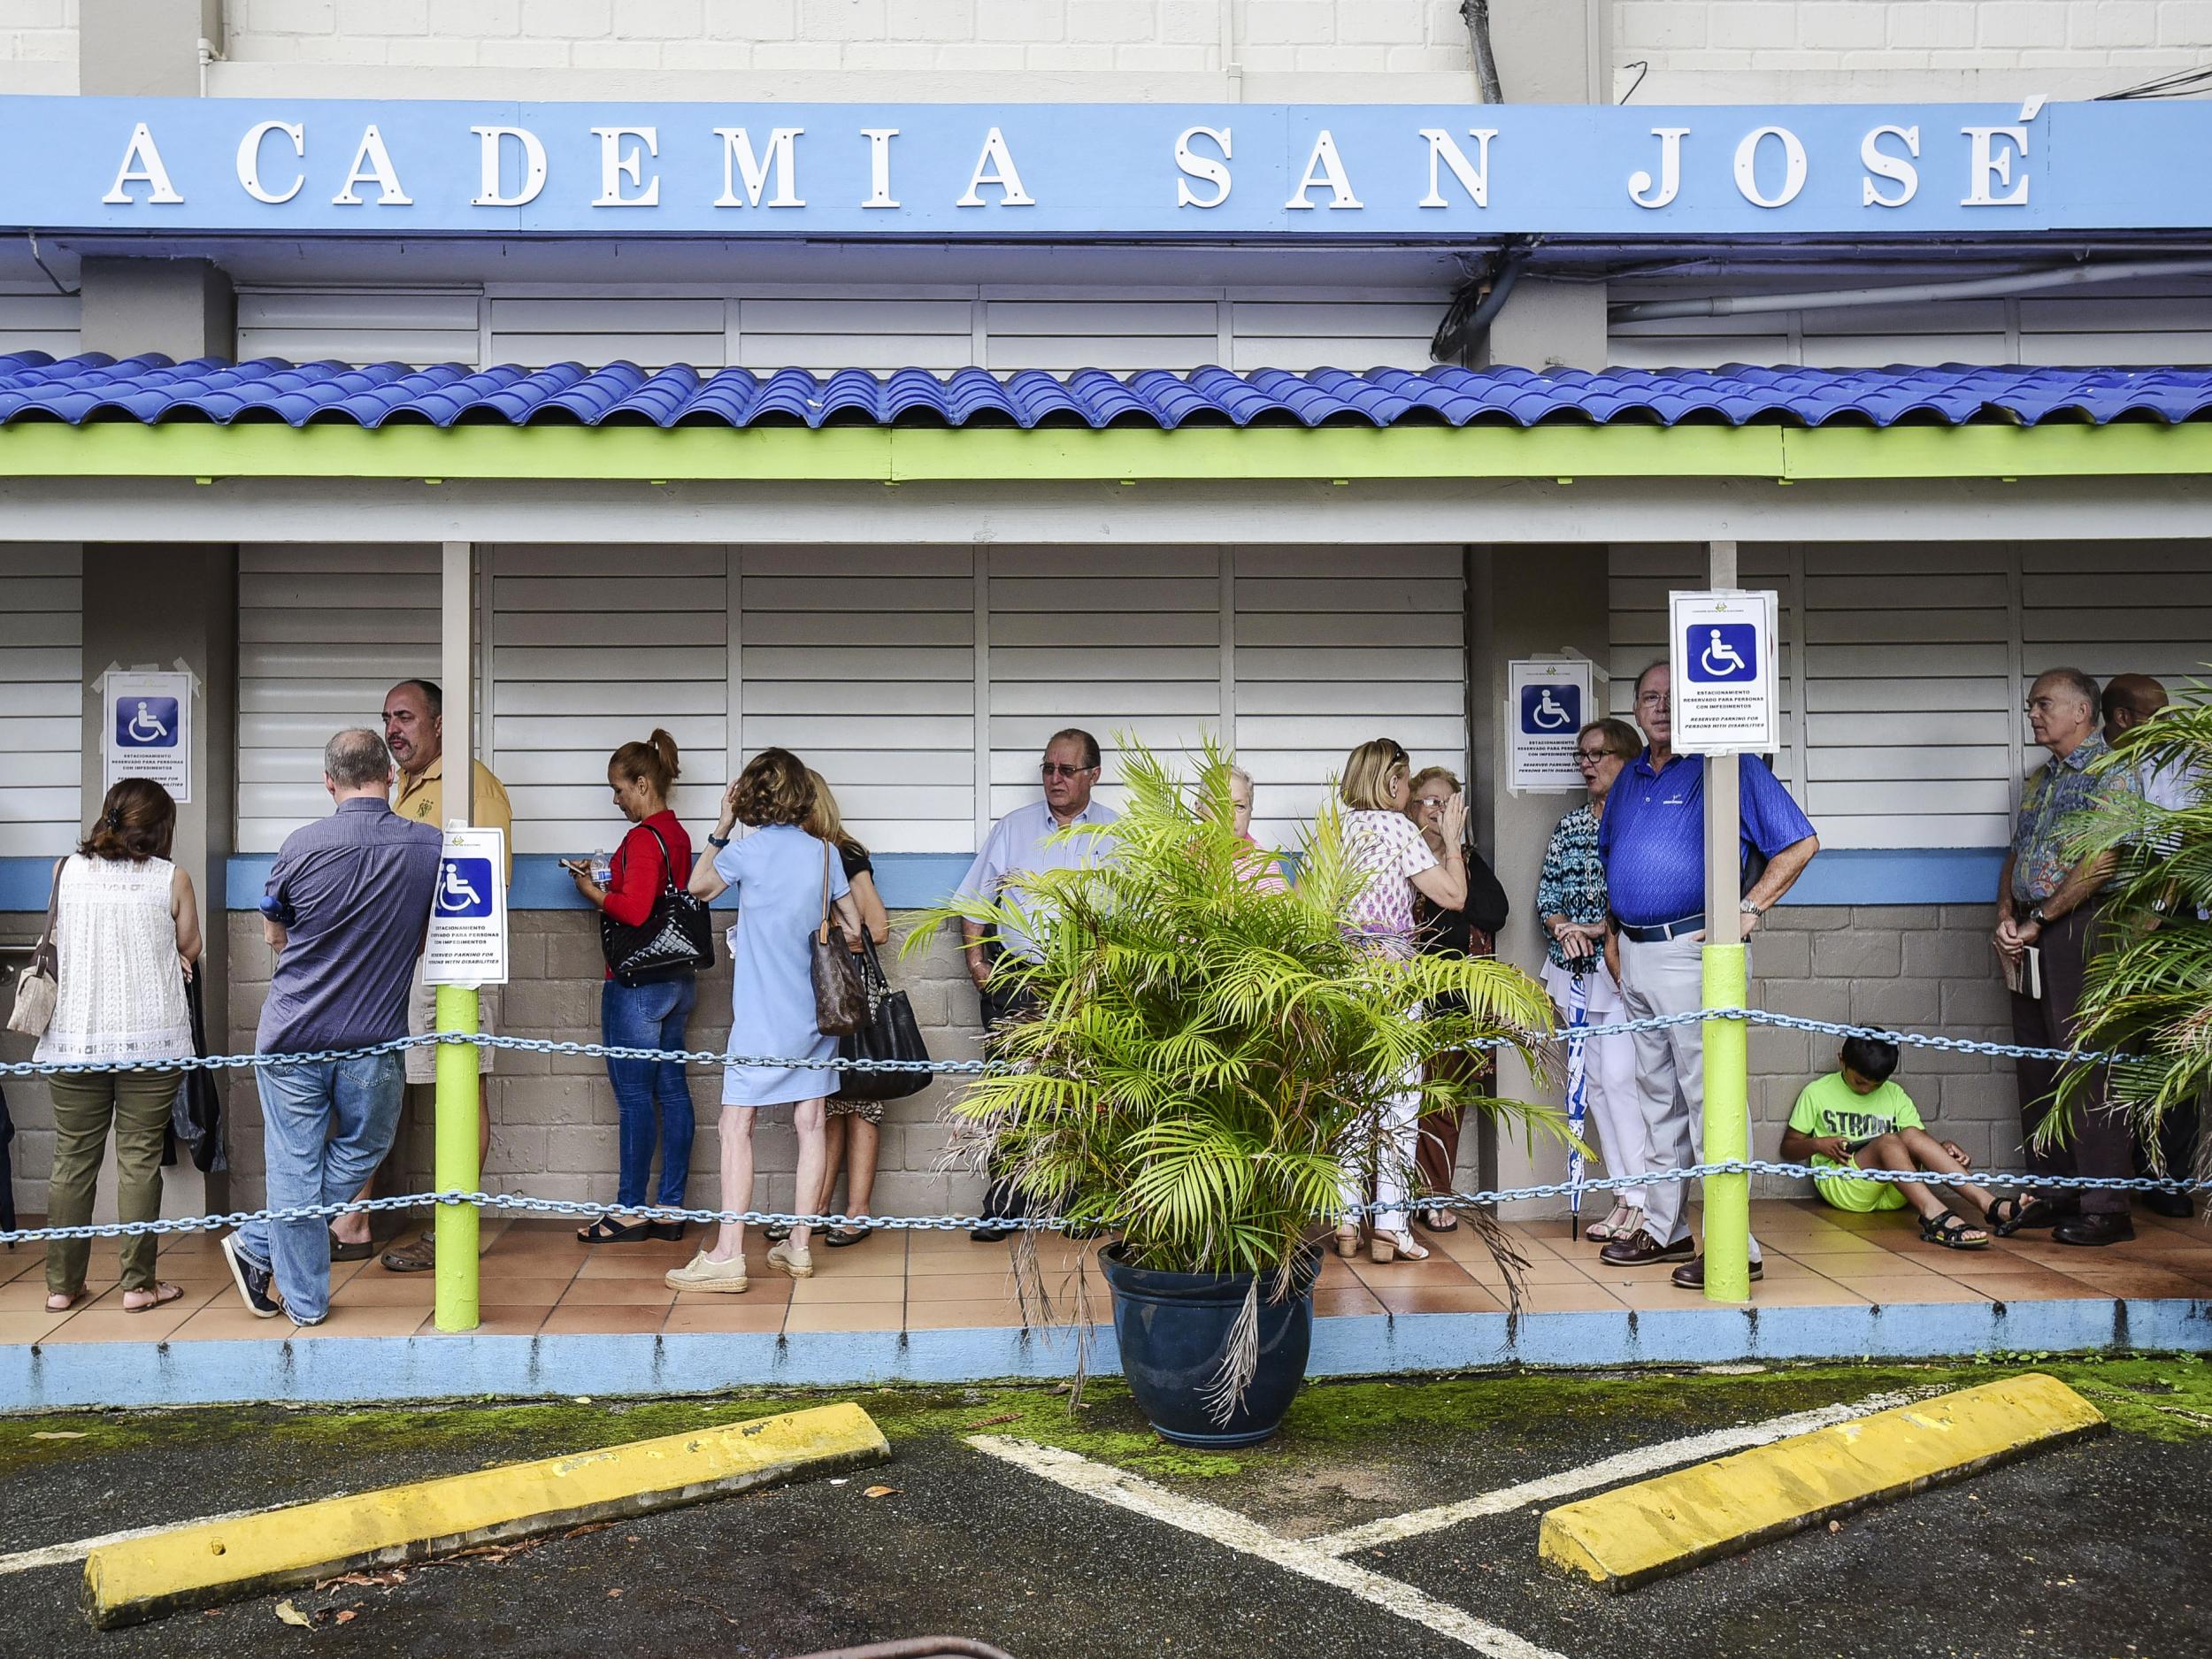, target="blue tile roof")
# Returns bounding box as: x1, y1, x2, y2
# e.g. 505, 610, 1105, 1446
2, 353, 2208, 430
